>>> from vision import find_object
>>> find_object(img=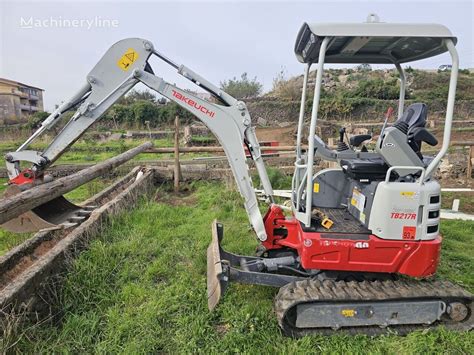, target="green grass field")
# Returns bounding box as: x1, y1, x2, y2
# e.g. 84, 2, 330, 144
0, 137, 211, 164
4, 182, 473, 353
